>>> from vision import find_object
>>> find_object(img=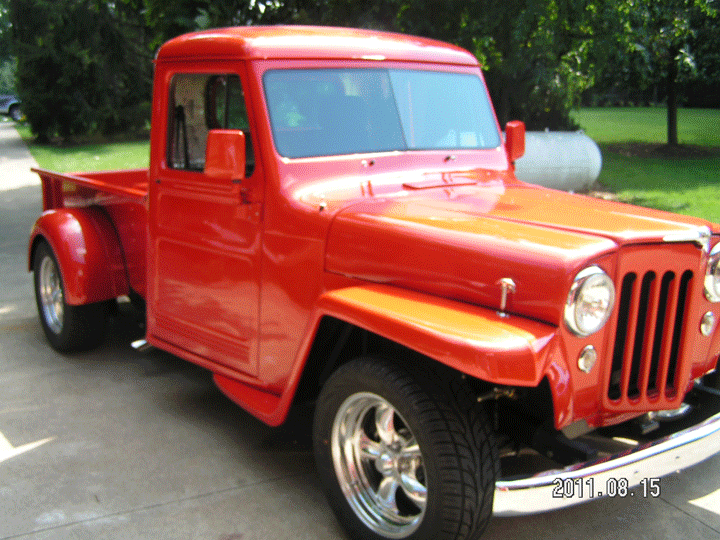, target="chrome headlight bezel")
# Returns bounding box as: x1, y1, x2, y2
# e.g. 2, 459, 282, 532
704, 243, 720, 302
564, 266, 616, 337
